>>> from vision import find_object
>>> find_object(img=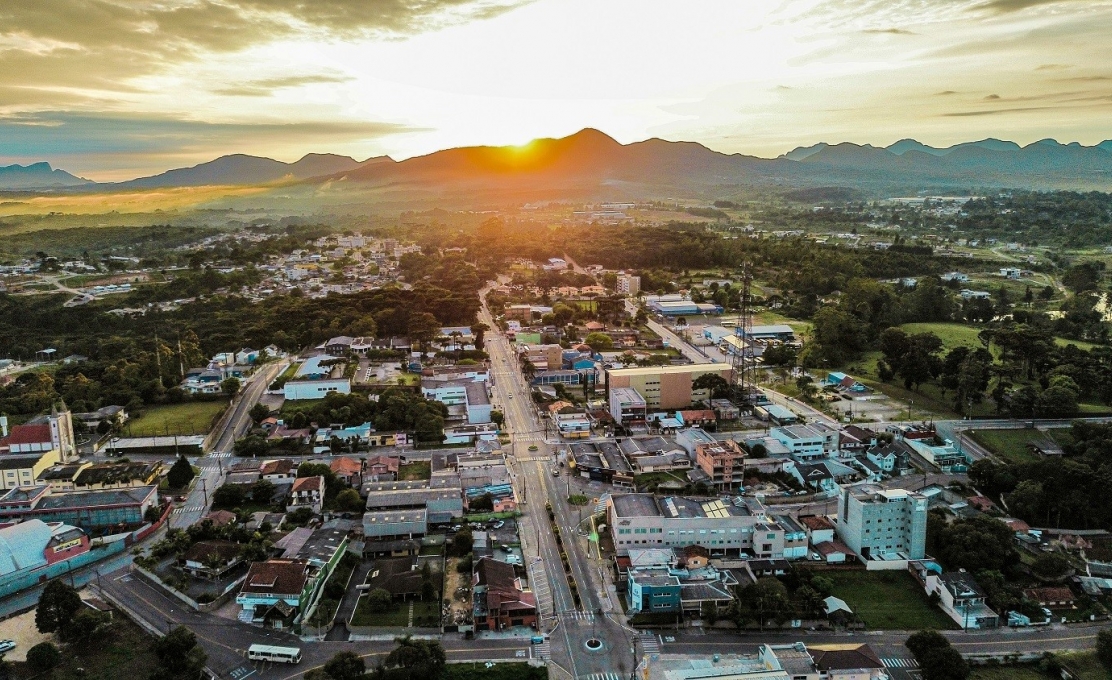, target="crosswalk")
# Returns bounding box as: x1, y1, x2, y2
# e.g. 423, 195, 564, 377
562, 610, 596, 624
208, 452, 233, 458
883, 658, 920, 669
531, 640, 551, 660
582, 673, 624, 680
173, 505, 204, 515
637, 633, 661, 656
528, 562, 553, 616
